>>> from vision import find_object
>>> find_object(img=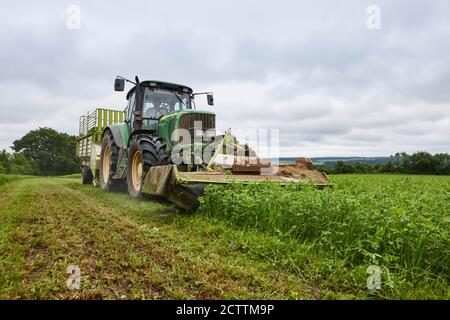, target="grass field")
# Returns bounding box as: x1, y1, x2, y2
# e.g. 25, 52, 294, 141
0, 173, 448, 299
0, 174, 32, 186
